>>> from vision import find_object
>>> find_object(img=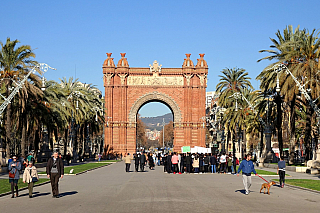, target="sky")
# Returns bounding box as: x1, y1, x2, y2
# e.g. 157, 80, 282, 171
1, 0, 319, 117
